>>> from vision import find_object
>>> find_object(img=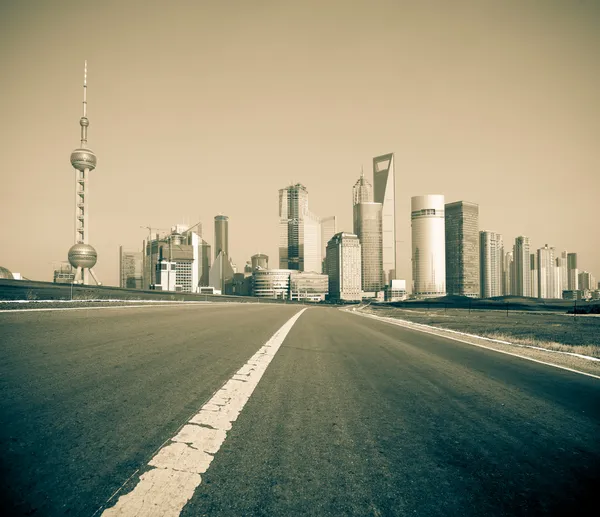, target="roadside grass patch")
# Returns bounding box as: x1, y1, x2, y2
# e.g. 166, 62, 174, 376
366, 306, 600, 359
